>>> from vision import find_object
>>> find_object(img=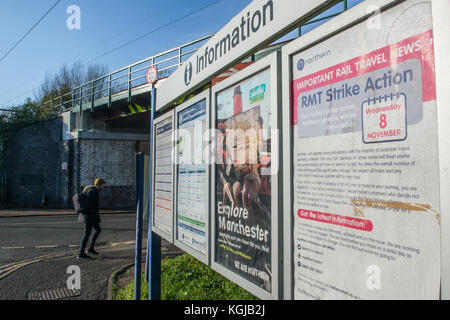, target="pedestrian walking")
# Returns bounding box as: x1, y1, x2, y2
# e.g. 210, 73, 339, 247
77, 178, 105, 260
